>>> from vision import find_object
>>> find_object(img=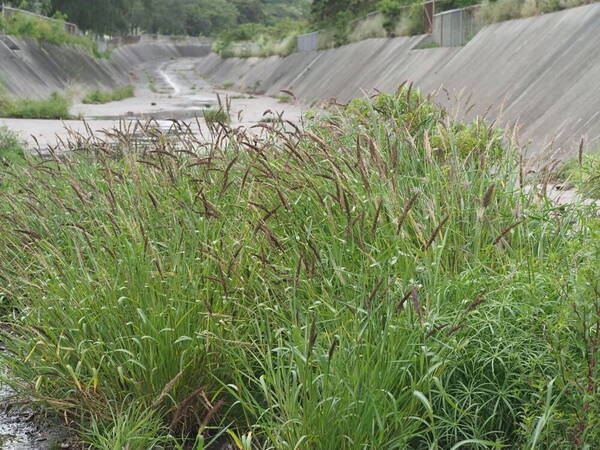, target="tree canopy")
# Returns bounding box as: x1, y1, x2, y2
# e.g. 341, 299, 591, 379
3, 0, 310, 36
